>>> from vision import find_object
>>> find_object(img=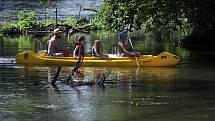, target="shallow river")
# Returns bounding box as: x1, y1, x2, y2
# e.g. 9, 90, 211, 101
0, 0, 103, 22
1, 31, 215, 121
